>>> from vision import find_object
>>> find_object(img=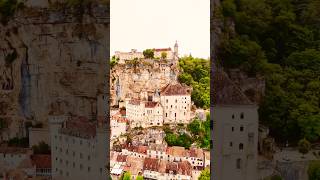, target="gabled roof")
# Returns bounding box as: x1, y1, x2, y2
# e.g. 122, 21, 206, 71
211, 65, 253, 105
161, 83, 191, 96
